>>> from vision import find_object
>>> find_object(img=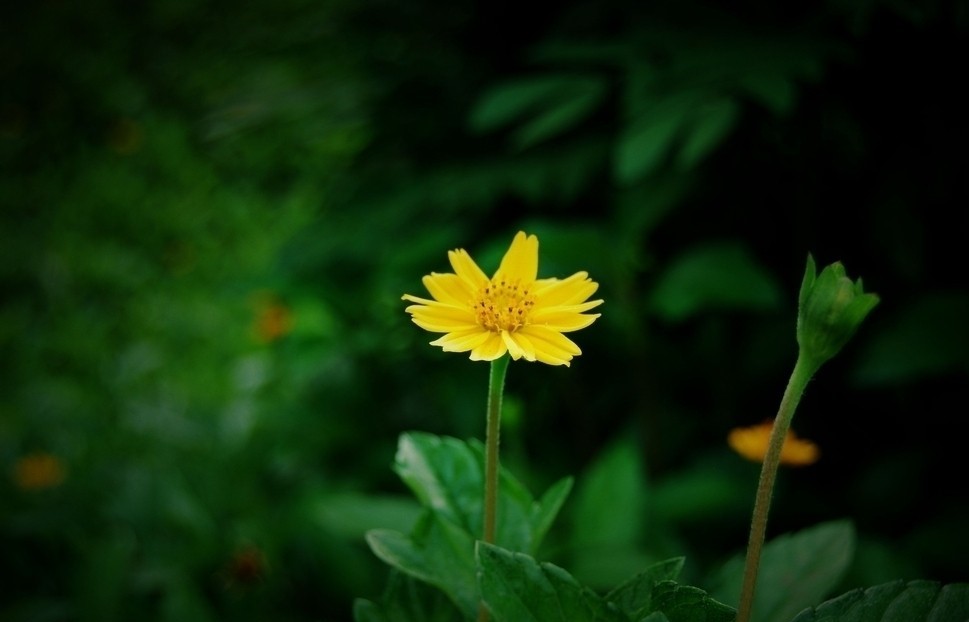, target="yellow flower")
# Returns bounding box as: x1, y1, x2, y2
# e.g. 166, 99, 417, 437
12, 452, 66, 490
728, 420, 820, 467
402, 231, 603, 366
